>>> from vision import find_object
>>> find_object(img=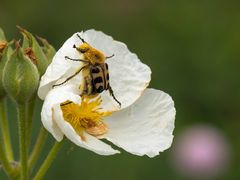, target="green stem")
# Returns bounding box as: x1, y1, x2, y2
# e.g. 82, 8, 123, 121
26, 98, 36, 148
28, 127, 47, 172
0, 98, 14, 161
17, 103, 28, 180
0, 128, 17, 179
33, 140, 64, 180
